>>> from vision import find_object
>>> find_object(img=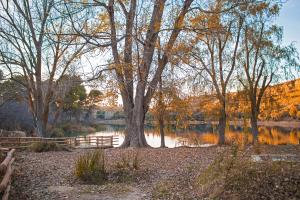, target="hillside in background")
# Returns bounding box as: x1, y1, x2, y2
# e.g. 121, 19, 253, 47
190, 78, 300, 121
